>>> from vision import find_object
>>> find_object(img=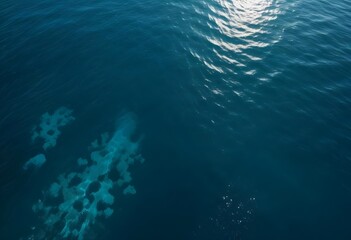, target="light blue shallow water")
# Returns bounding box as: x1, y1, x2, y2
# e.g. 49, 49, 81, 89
1, 0, 351, 239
